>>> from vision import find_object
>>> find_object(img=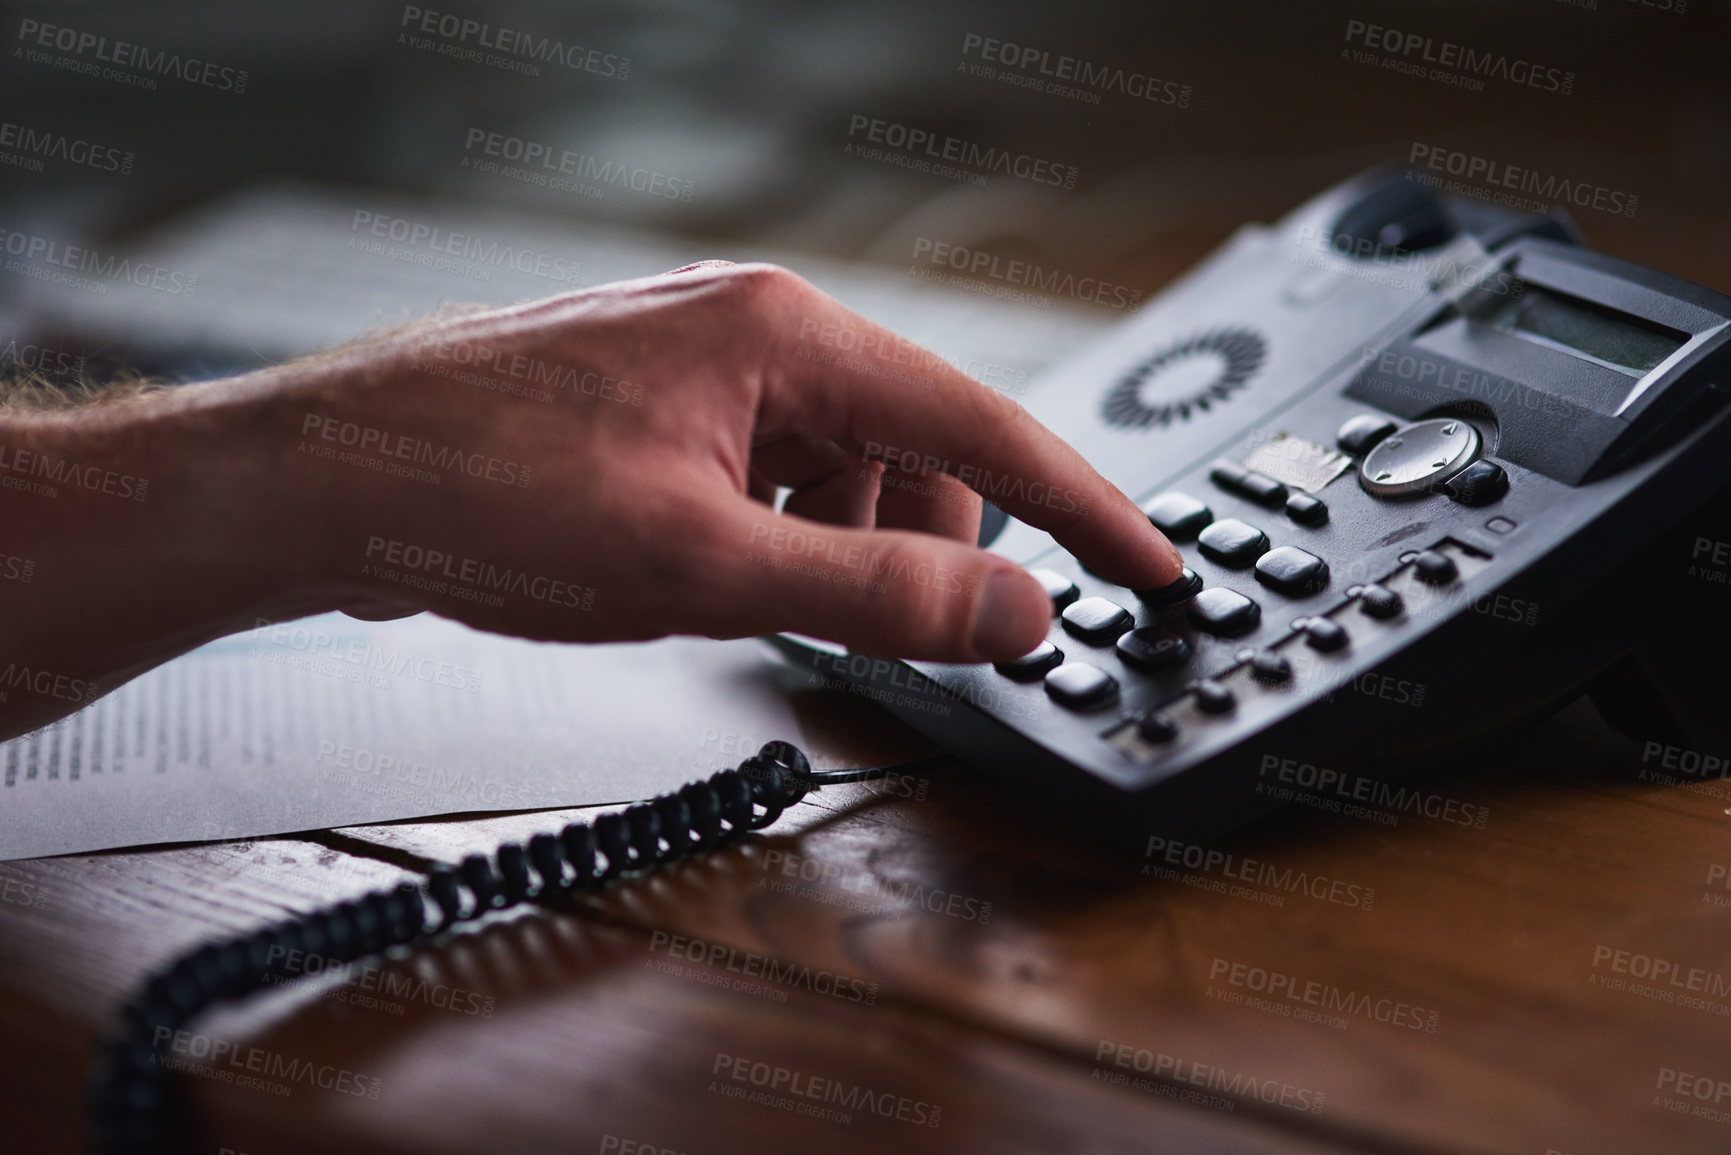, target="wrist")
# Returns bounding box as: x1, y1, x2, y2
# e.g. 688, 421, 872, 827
6, 373, 347, 643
